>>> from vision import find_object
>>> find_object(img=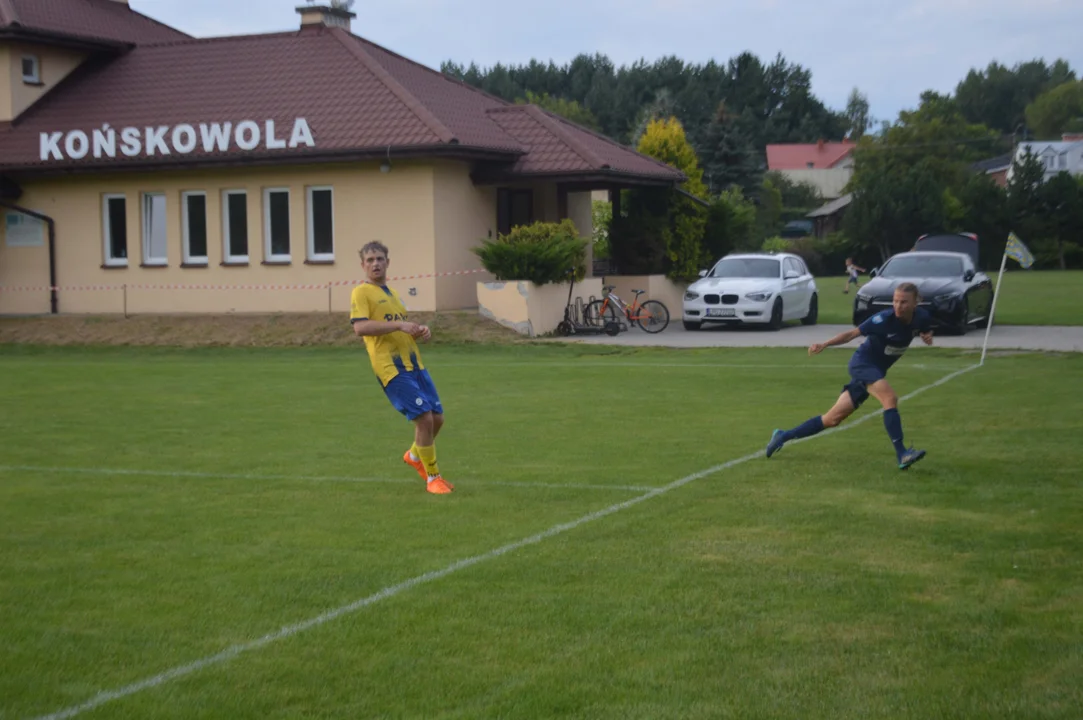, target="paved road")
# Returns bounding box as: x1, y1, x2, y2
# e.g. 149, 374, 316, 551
558, 322, 1083, 352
